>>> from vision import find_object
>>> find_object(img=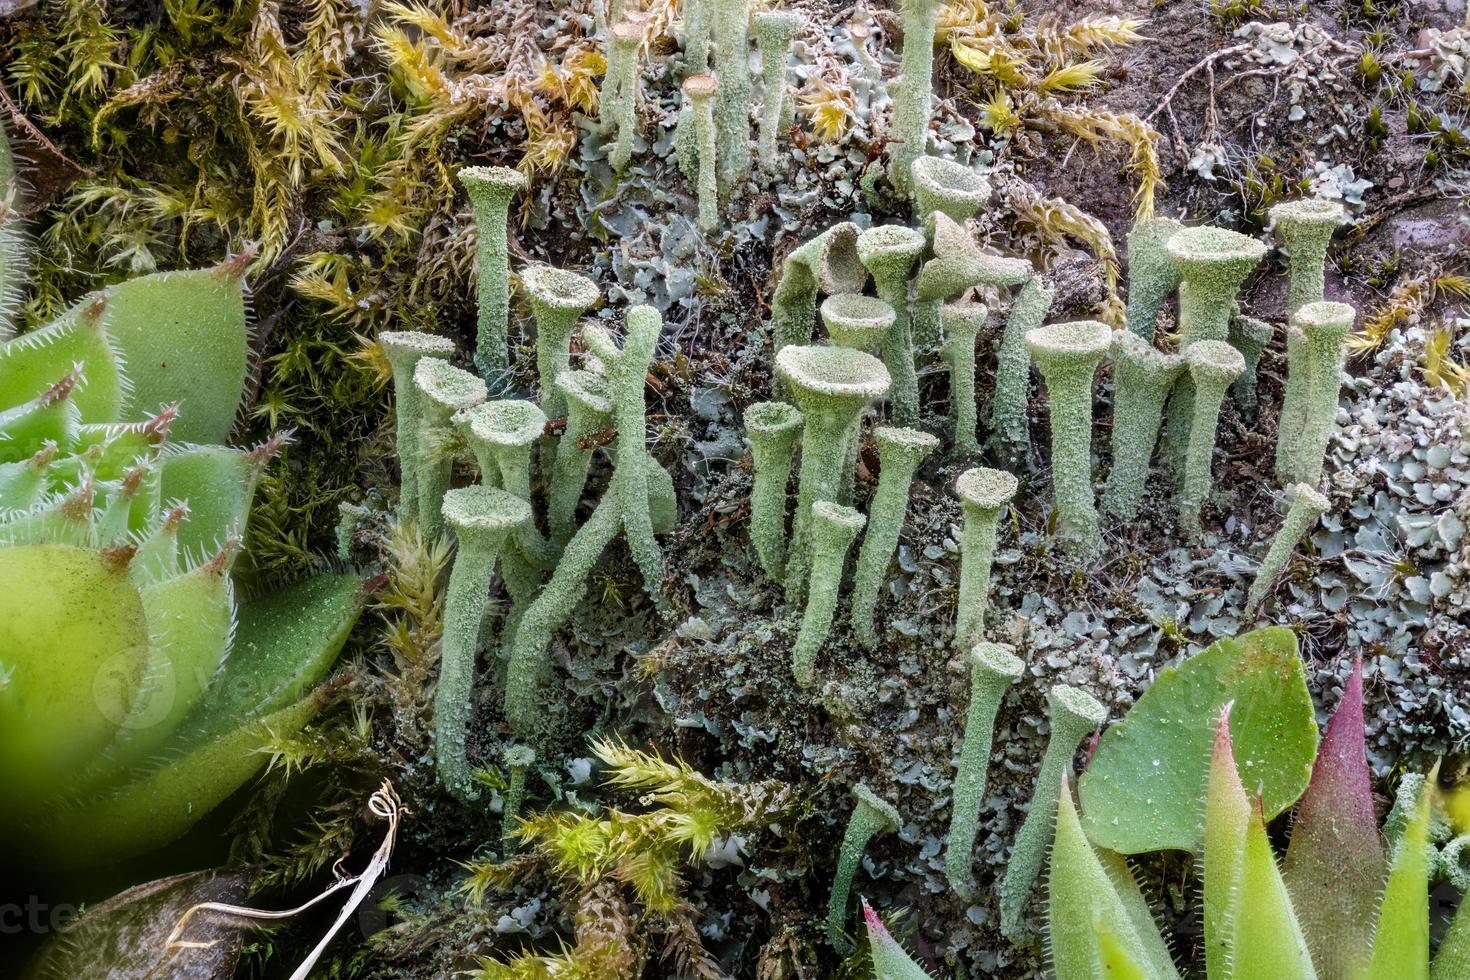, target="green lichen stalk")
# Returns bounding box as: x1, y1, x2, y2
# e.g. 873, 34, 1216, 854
501, 743, 536, 853
775, 345, 891, 602
1123, 216, 1183, 341
712, 0, 753, 191
1101, 330, 1185, 521
682, 74, 720, 232
380, 331, 456, 525
1177, 340, 1245, 536
744, 400, 803, 582
413, 359, 488, 541
504, 307, 666, 735
1288, 300, 1356, 487
984, 259, 1053, 468
1276, 321, 1309, 483
821, 293, 894, 353
827, 784, 902, 950
954, 466, 1018, 650
459, 399, 555, 569
458, 166, 528, 380
1270, 197, 1347, 317
434, 486, 532, 801
997, 684, 1108, 940
849, 427, 939, 648
857, 225, 925, 427
522, 265, 600, 419
1228, 313, 1274, 411
1025, 321, 1112, 553
1243, 483, 1330, 618
754, 12, 801, 172
770, 223, 867, 359
911, 156, 991, 232
605, 21, 644, 172
942, 301, 988, 456
792, 500, 865, 686
684, 0, 711, 72
549, 370, 613, 547
946, 642, 1024, 902
887, 0, 944, 198
912, 212, 985, 360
